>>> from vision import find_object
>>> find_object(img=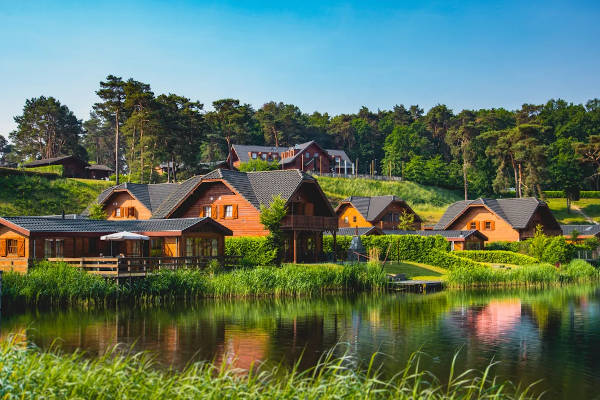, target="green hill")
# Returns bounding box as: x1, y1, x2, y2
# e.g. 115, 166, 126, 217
315, 176, 462, 224
0, 174, 113, 216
